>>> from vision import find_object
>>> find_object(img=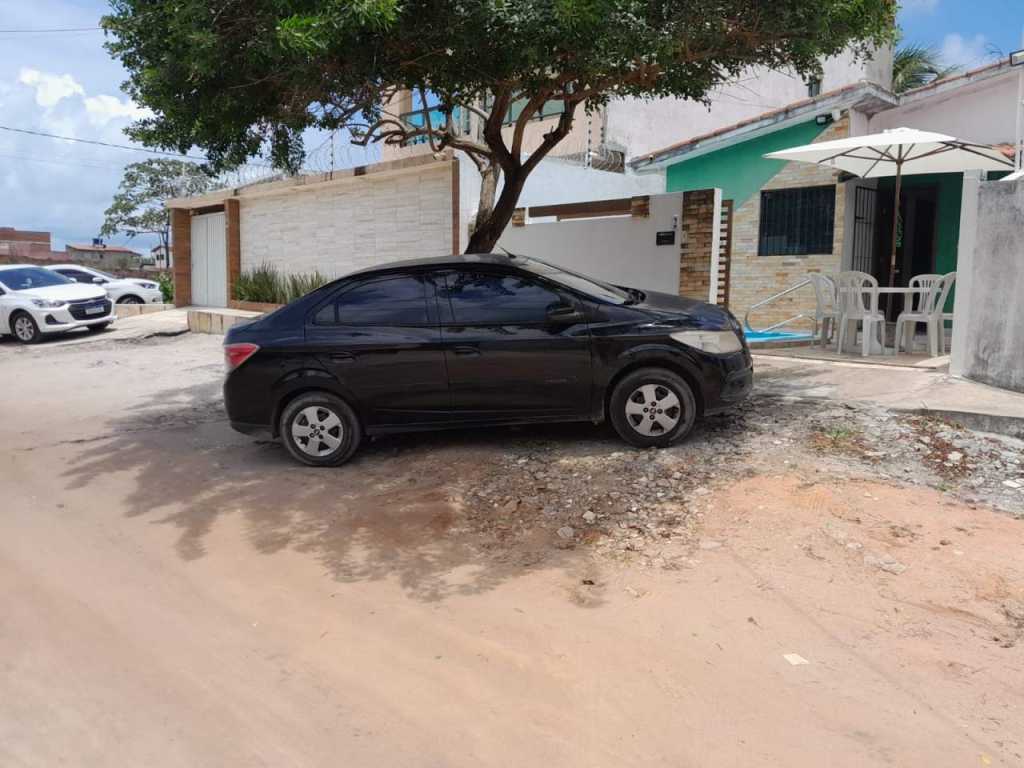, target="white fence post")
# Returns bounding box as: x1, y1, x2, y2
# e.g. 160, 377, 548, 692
707, 188, 724, 305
